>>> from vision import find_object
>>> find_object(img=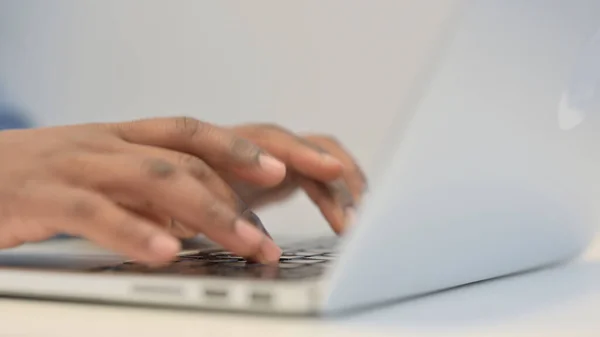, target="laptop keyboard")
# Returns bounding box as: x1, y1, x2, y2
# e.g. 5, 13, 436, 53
90, 237, 338, 281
